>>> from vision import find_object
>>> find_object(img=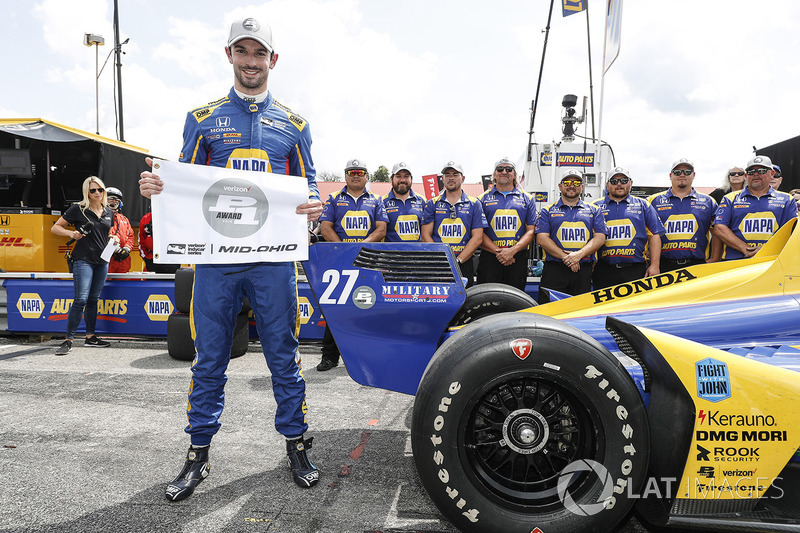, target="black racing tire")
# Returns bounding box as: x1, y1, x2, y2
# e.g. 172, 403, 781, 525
167, 312, 196, 361
412, 312, 649, 533
231, 311, 249, 359
173, 267, 195, 314
449, 283, 537, 327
